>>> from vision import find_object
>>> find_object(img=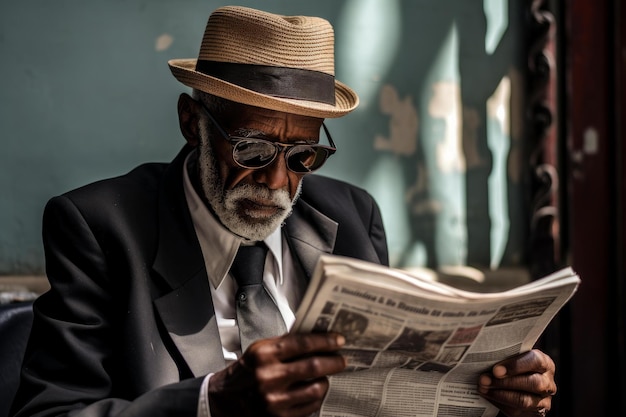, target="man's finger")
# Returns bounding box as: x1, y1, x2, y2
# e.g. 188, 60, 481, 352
245, 332, 346, 364
480, 372, 557, 397
492, 349, 555, 378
